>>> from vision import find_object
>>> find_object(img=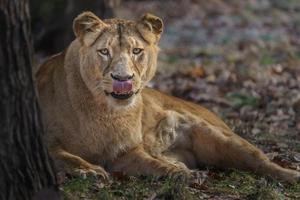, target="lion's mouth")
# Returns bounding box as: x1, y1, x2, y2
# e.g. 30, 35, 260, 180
104, 79, 137, 100
104, 90, 140, 100
110, 91, 134, 100
103, 79, 141, 100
